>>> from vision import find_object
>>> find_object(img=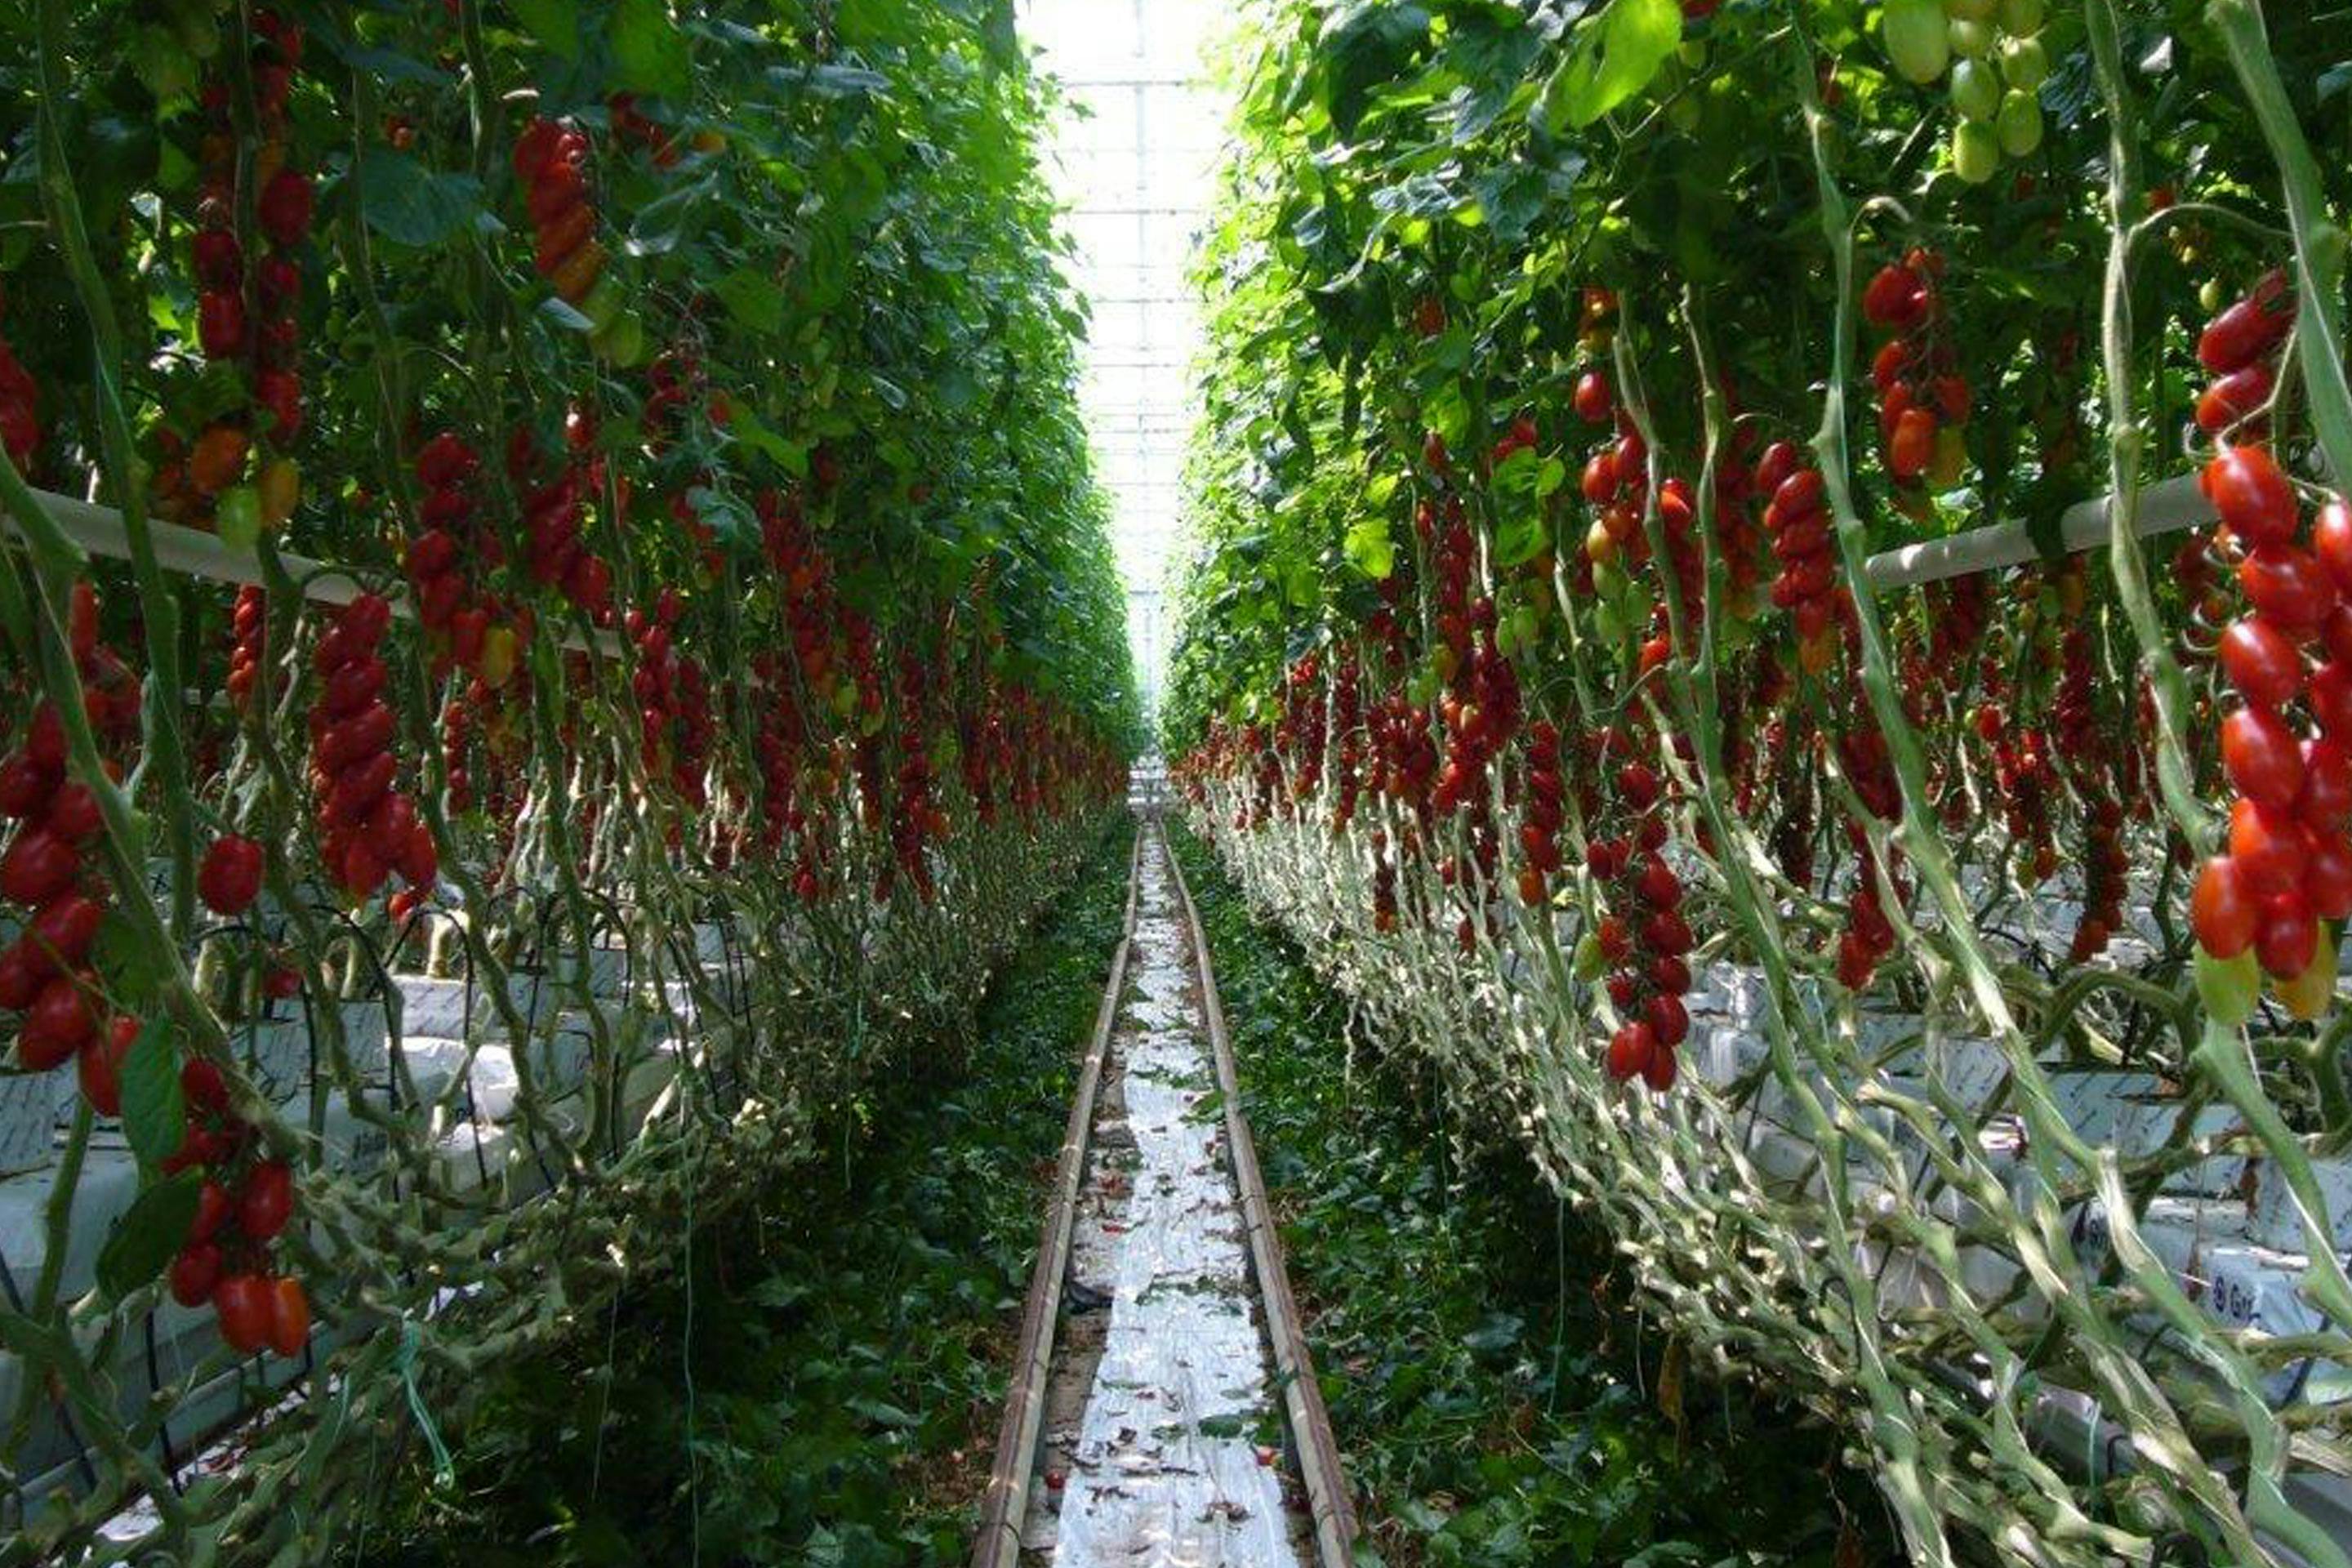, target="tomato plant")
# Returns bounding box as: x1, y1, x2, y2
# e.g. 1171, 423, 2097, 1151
1162, 2, 2352, 1566
0, 0, 1136, 1559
